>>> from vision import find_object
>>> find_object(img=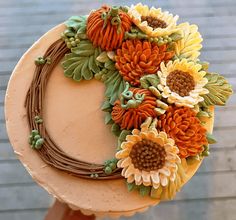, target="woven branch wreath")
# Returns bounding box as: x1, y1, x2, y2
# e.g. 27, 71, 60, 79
26, 4, 233, 200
